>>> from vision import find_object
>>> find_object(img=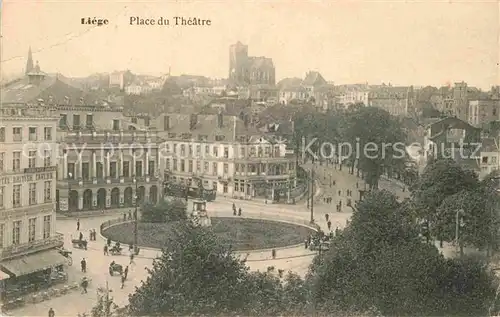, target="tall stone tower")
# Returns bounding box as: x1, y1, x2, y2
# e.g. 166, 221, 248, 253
25, 47, 34, 75
229, 41, 248, 84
